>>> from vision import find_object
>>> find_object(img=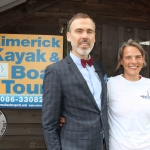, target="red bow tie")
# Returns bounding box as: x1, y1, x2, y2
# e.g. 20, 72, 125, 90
81, 58, 94, 68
